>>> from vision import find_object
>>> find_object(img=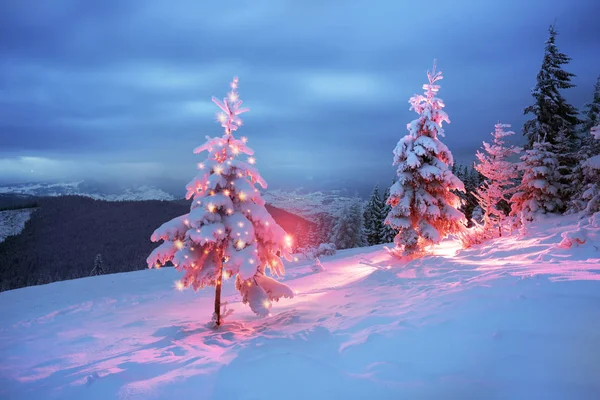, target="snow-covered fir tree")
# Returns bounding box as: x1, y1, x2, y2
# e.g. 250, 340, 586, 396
380, 186, 397, 243
385, 62, 466, 256
333, 200, 366, 250
473, 123, 521, 237
581, 76, 600, 137
523, 24, 580, 148
510, 140, 563, 224
147, 78, 293, 326
90, 253, 105, 276
363, 185, 386, 245
579, 125, 600, 214
570, 77, 600, 210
